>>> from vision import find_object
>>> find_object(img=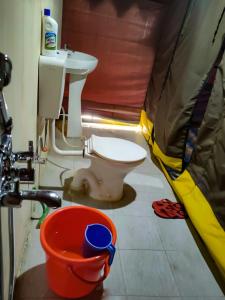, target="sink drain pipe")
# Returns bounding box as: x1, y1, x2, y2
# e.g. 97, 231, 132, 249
51, 119, 83, 156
